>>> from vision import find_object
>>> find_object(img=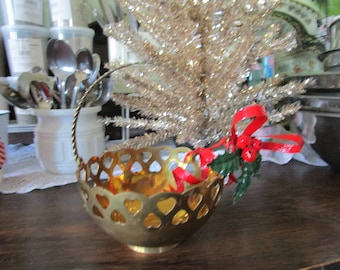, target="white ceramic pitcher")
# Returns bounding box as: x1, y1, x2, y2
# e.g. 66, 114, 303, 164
34, 106, 105, 174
